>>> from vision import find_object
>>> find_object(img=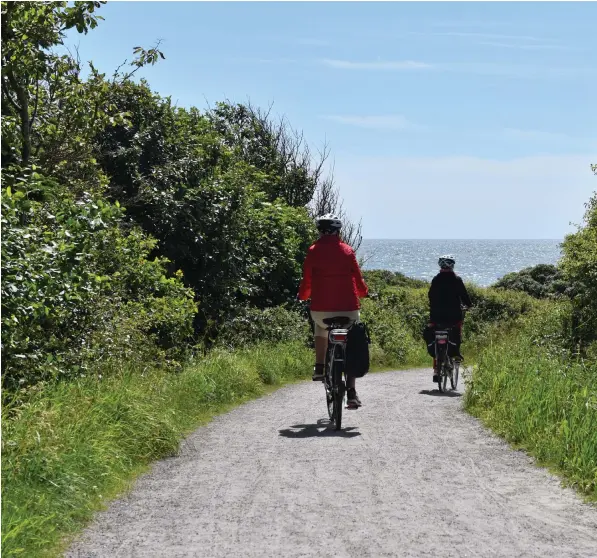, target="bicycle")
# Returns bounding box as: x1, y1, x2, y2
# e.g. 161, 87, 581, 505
433, 326, 459, 393
322, 316, 353, 431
